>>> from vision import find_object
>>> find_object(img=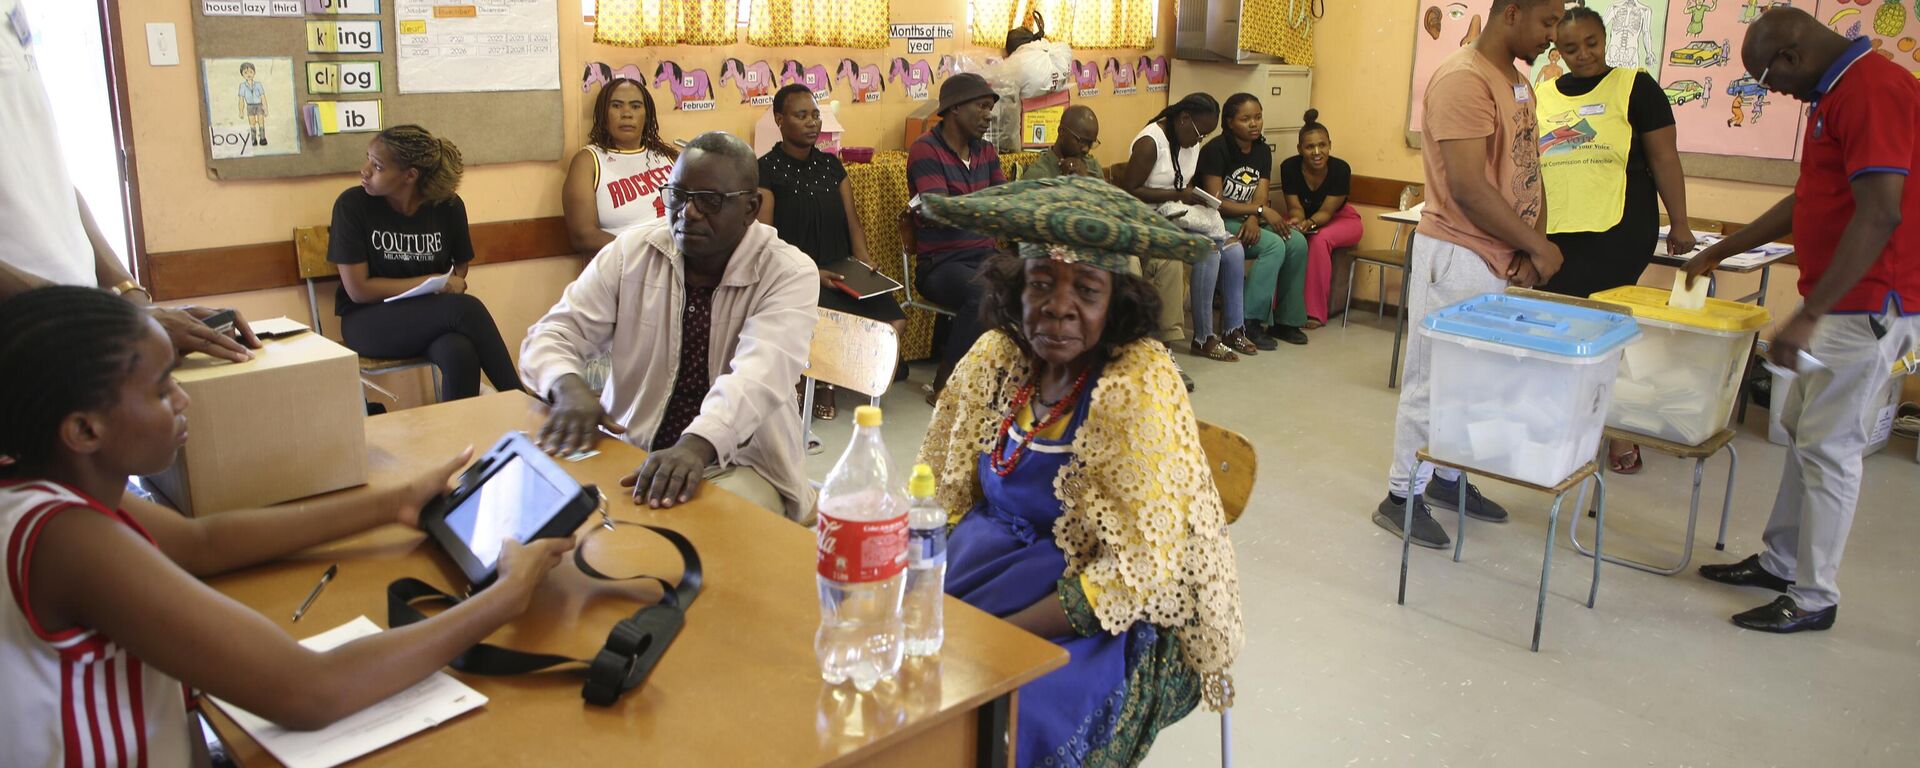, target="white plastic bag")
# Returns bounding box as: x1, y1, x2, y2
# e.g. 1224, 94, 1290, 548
992, 40, 1075, 99
1156, 201, 1229, 242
